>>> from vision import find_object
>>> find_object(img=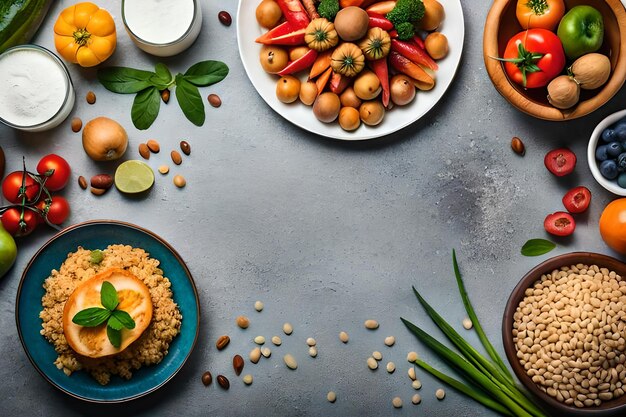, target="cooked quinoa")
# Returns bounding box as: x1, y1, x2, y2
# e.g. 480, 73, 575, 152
39, 244, 182, 385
